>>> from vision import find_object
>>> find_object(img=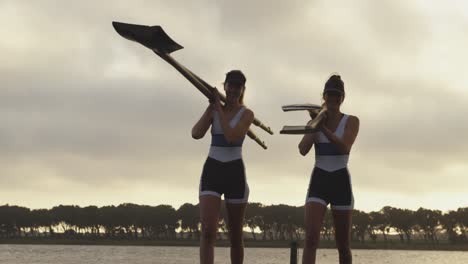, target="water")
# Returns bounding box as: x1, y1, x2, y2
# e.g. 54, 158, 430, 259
1, 244, 467, 264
